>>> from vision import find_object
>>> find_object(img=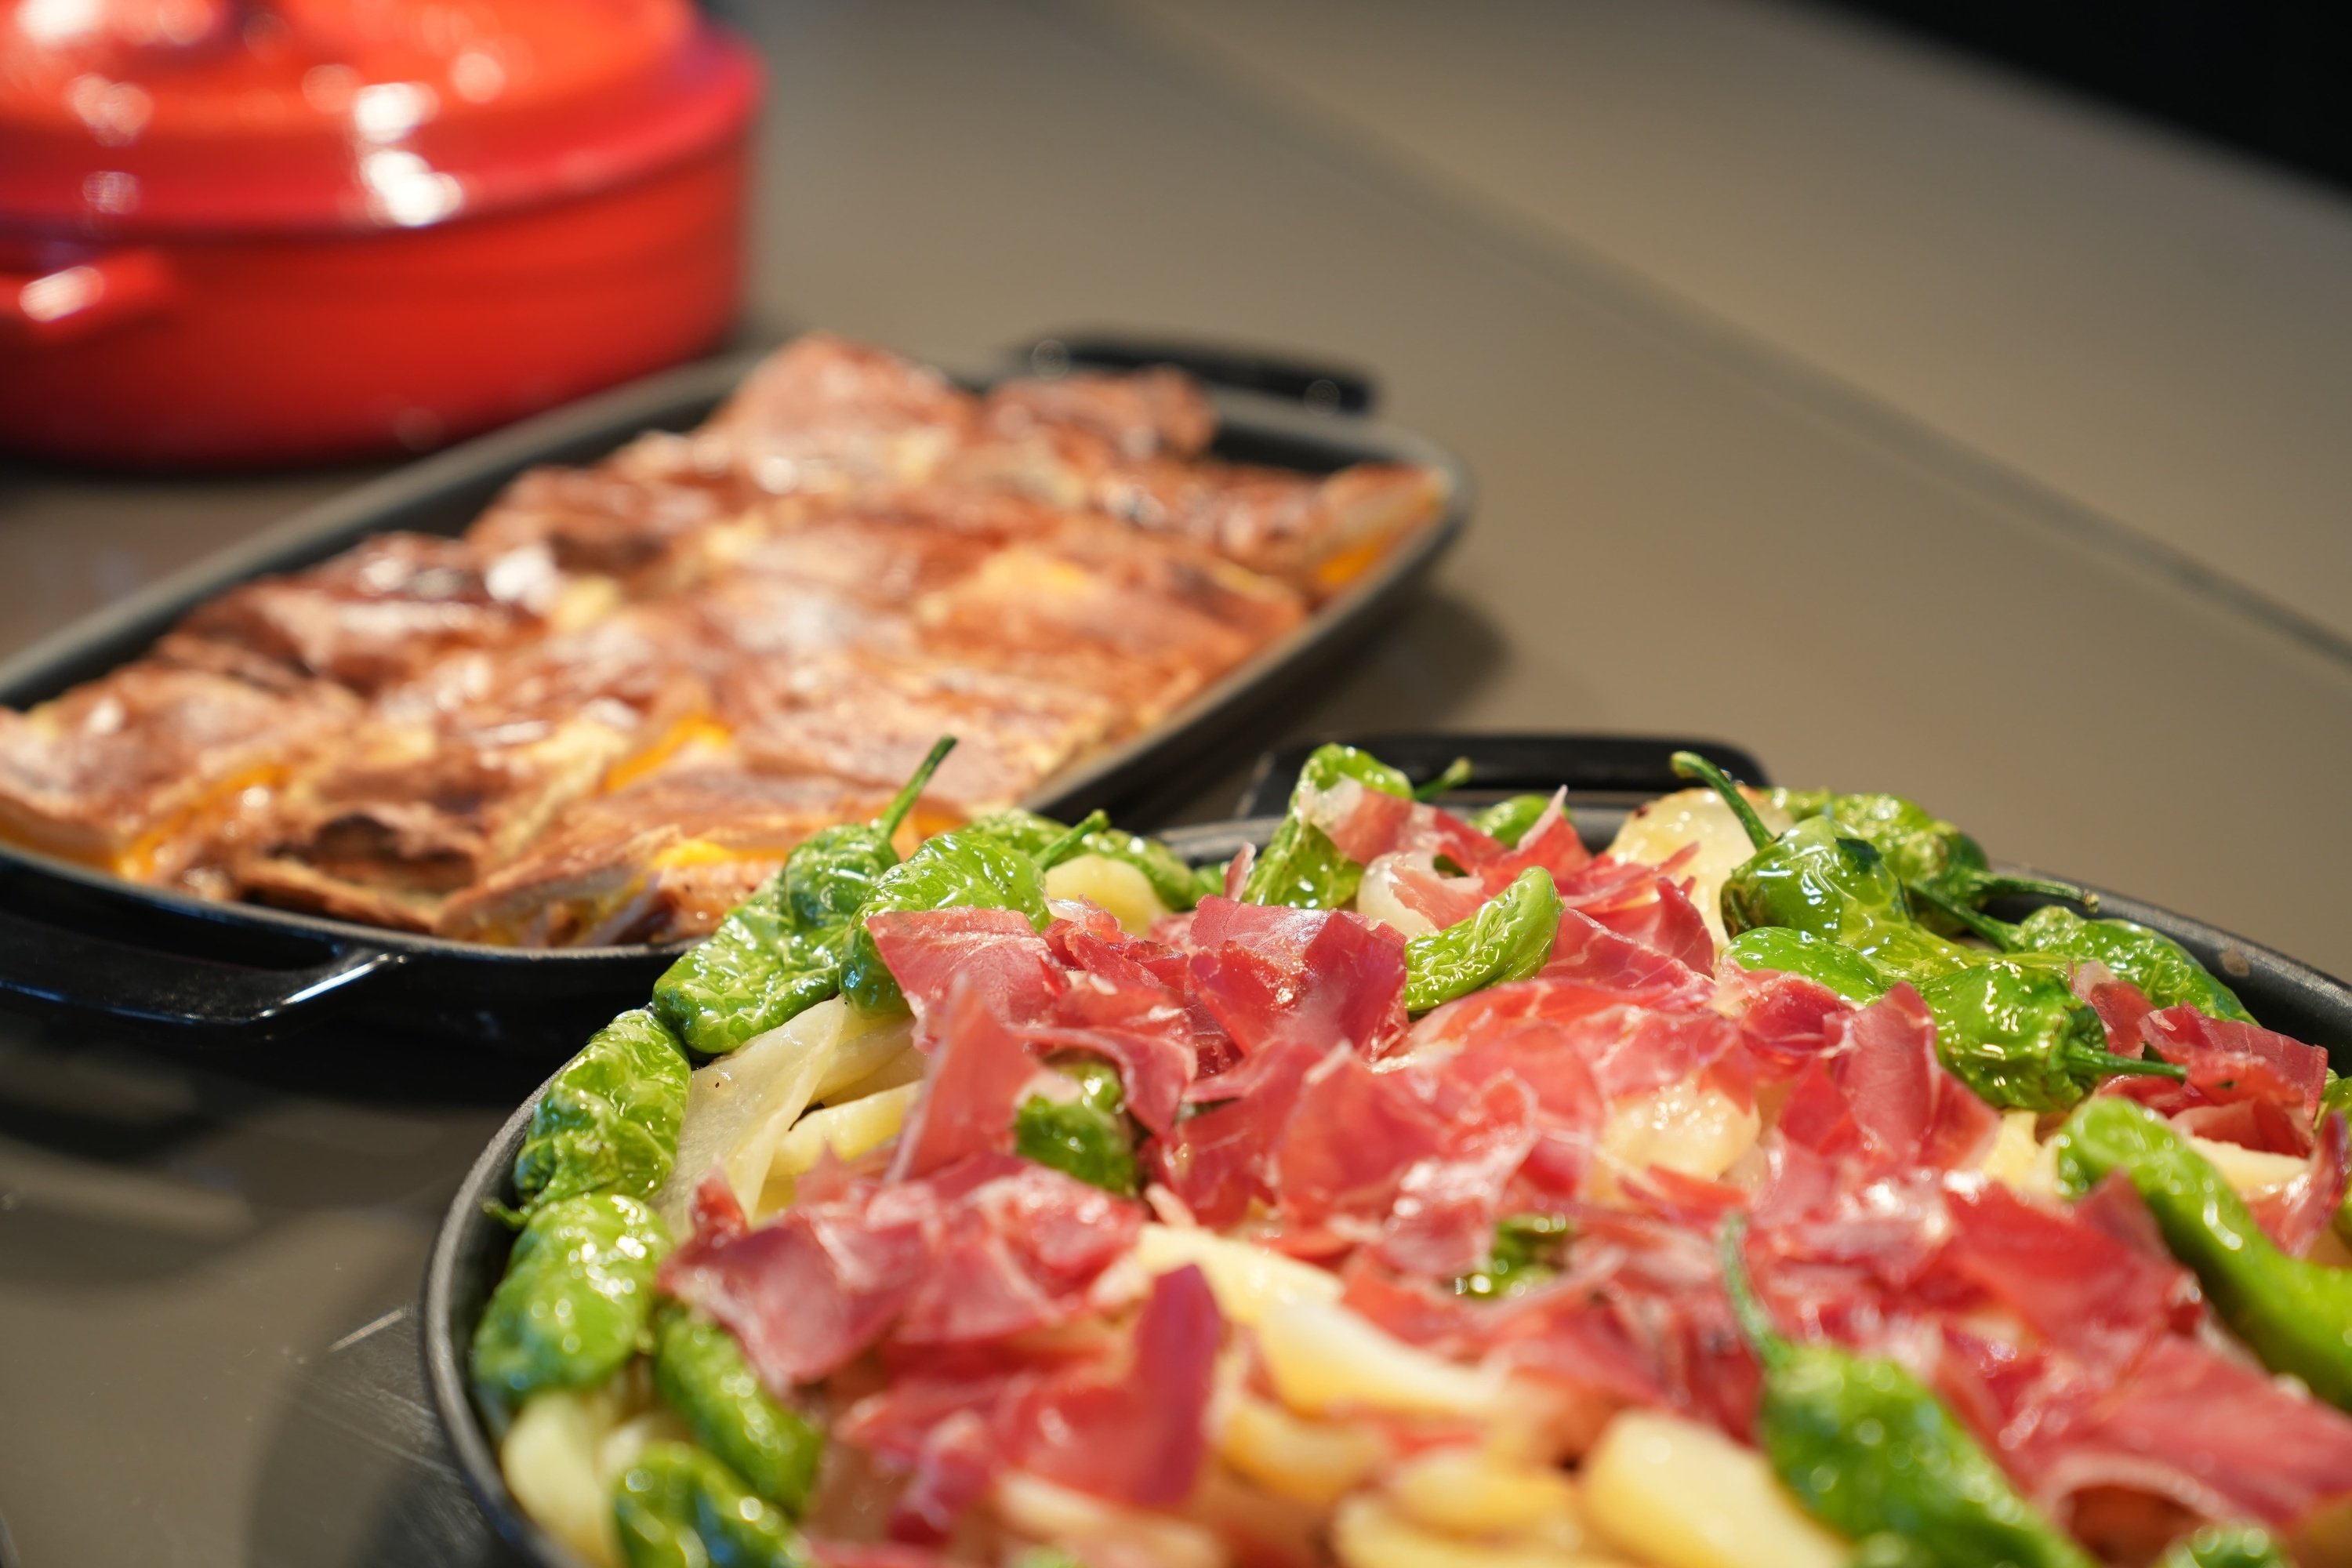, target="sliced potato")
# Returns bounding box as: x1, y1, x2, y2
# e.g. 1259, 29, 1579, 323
1593, 1075, 1758, 1200
804, 1001, 917, 1103
1582, 1410, 1846, 1568
1976, 1109, 2049, 1195
1135, 1224, 1343, 1326
1605, 787, 1791, 949
1216, 1391, 1391, 1505
2187, 1133, 2308, 1199
820, 1042, 927, 1106
1387, 1448, 1584, 1543
1044, 852, 1171, 935
759, 1081, 922, 1214
1333, 1494, 1629, 1568
994, 1472, 1227, 1568
1255, 1298, 1505, 1420
652, 1004, 849, 1232
502, 1385, 630, 1568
